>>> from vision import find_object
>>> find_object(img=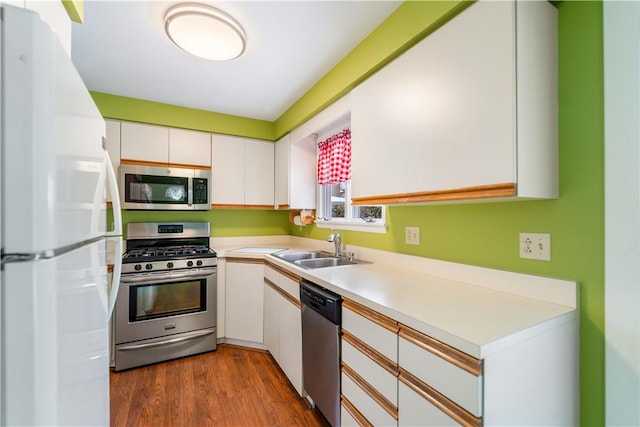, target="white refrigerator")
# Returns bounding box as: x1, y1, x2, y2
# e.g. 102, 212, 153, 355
0, 5, 123, 426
